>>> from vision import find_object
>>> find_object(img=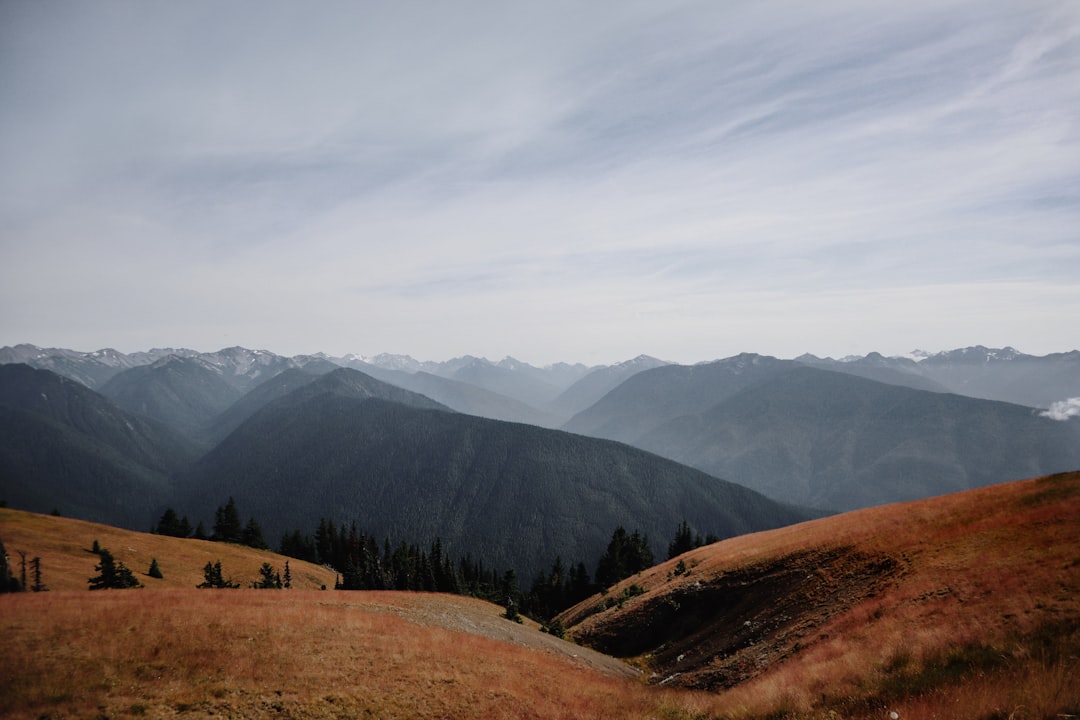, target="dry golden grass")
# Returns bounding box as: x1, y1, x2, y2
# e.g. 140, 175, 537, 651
0, 508, 711, 719
0, 507, 337, 591
562, 471, 1080, 719
3, 473, 1079, 719
0, 589, 720, 720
